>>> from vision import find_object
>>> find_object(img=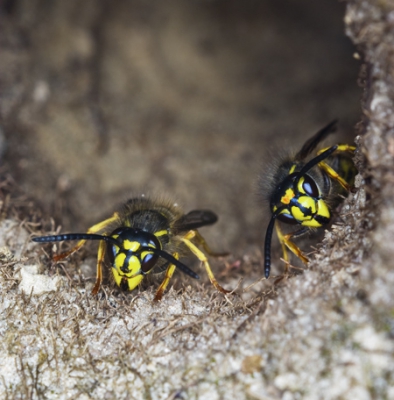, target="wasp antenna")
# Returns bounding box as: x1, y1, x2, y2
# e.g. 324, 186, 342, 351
32, 233, 122, 247
141, 247, 200, 280
264, 207, 286, 279
294, 145, 338, 188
